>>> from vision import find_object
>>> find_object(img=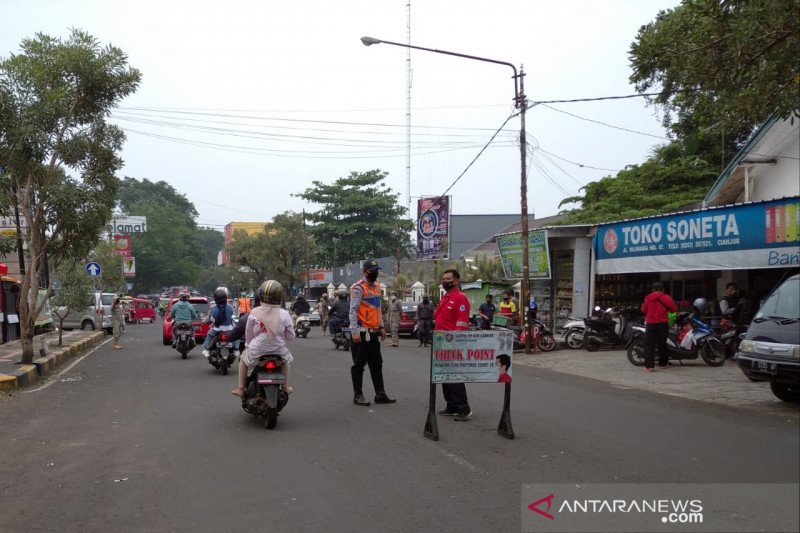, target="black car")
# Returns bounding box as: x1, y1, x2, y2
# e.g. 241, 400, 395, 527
736, 274, 800, 402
